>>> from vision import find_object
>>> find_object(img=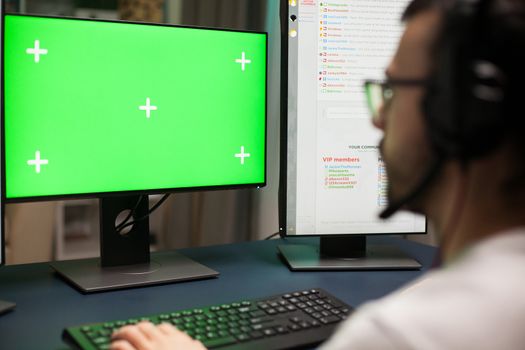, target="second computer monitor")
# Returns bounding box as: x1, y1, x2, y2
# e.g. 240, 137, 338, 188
279, 0, 424, 270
